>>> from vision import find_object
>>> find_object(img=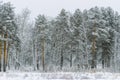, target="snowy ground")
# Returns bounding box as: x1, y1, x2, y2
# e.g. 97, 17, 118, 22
0, 71, 120, 80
